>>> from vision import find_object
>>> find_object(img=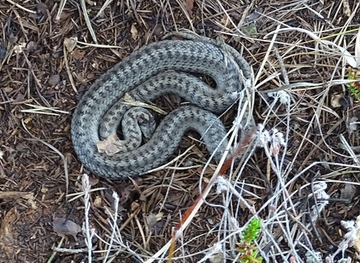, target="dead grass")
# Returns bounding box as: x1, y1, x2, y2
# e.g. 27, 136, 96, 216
0, 0, 360, 262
